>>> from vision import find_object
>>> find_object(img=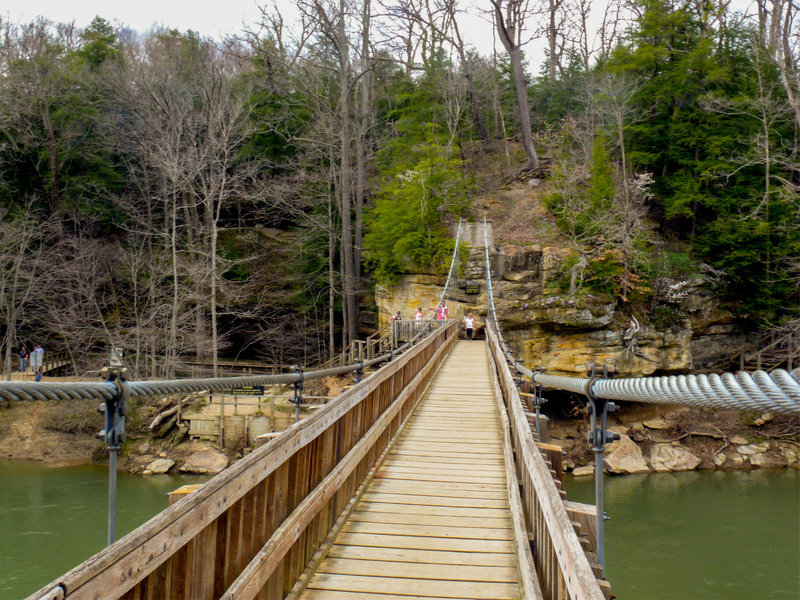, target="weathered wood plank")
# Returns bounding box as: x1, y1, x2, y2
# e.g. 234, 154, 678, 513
324, 545, 517, 567
347, 510, 511, 528
316, 558, 519, 582
305, 573, 518, 599
340, 521, 513, 540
